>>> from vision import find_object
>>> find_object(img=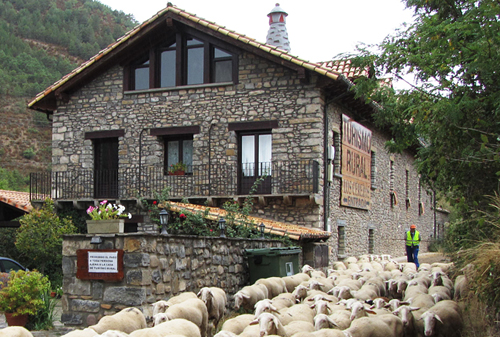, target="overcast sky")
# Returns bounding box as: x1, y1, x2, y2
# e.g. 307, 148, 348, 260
97, 0, 415, 63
